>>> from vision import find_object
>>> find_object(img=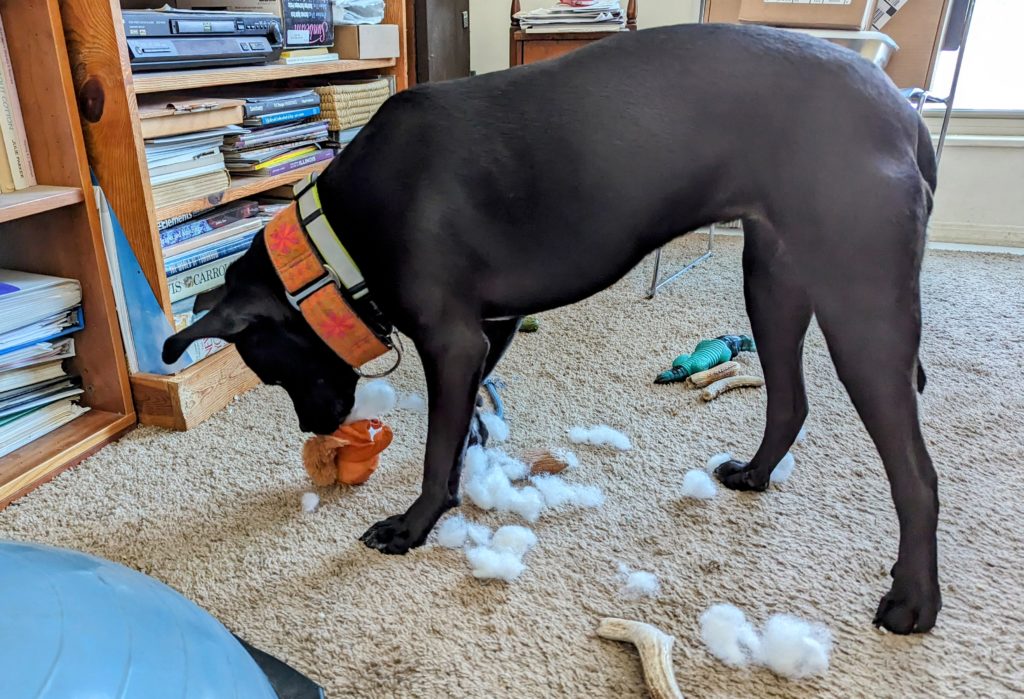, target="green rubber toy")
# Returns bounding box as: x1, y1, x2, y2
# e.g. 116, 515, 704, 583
654, 335, 756, 384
